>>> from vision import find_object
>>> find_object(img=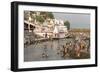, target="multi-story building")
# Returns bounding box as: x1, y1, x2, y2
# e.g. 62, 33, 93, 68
24, 12, 68, 38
